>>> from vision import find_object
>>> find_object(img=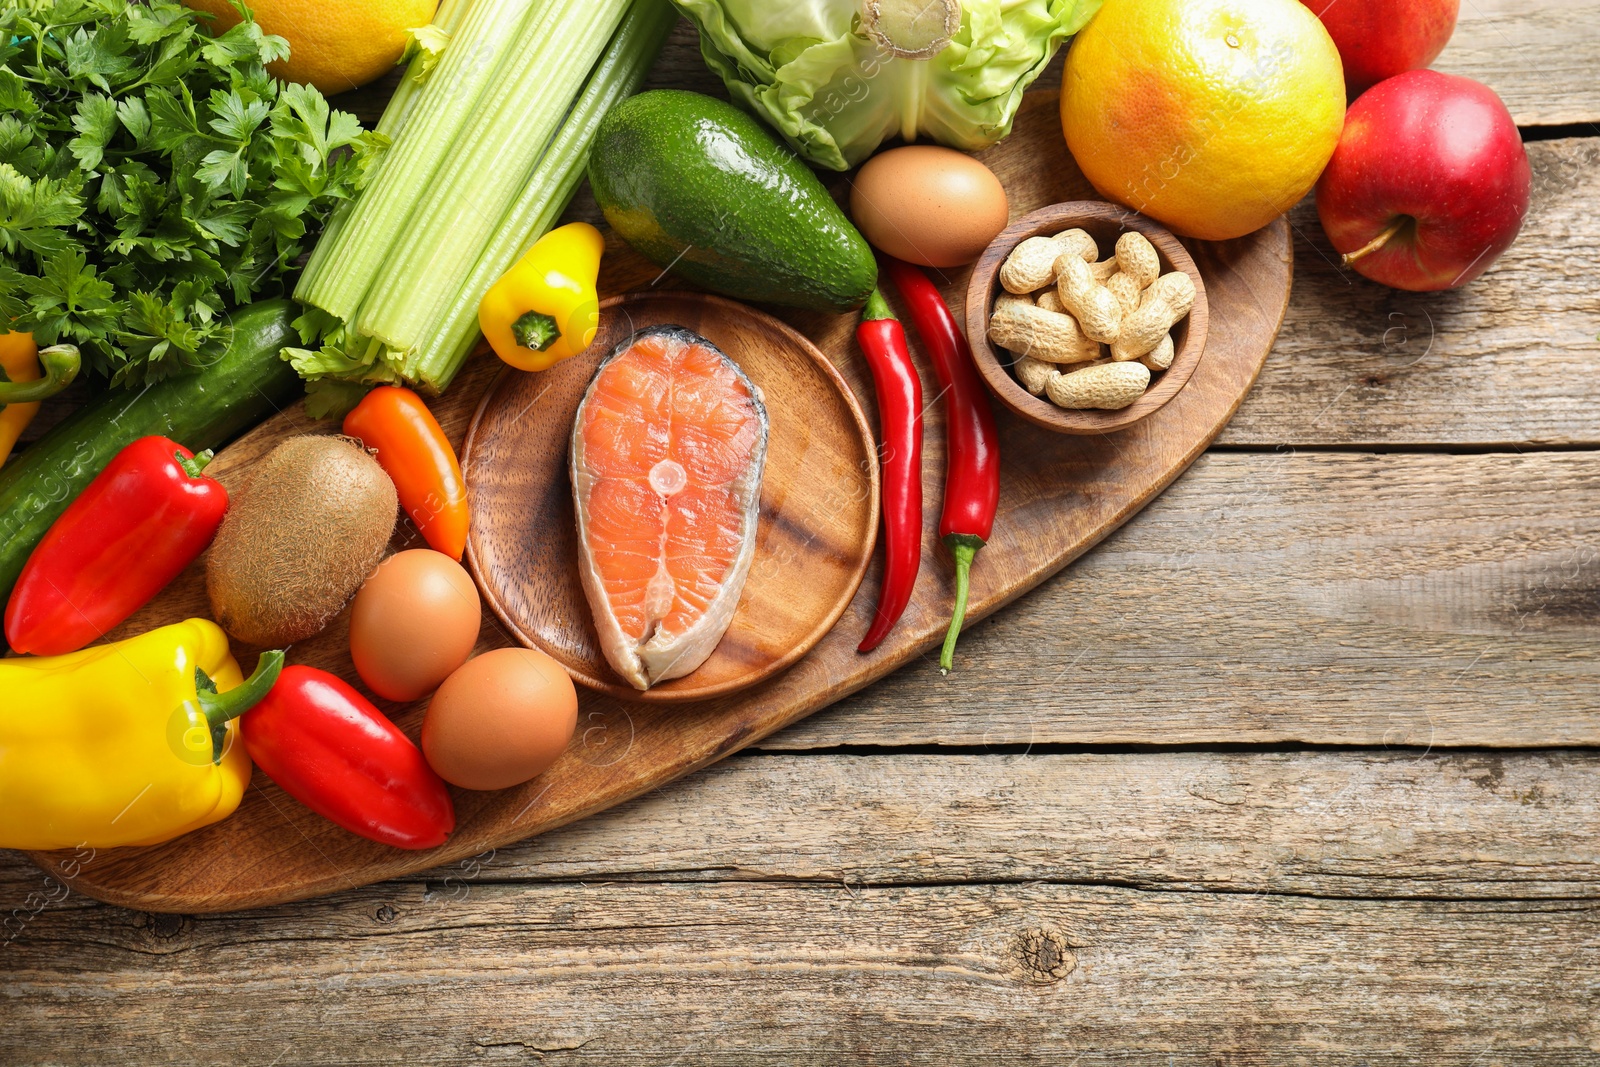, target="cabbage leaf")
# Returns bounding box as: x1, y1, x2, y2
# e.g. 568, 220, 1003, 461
671, 0, 1100, 171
